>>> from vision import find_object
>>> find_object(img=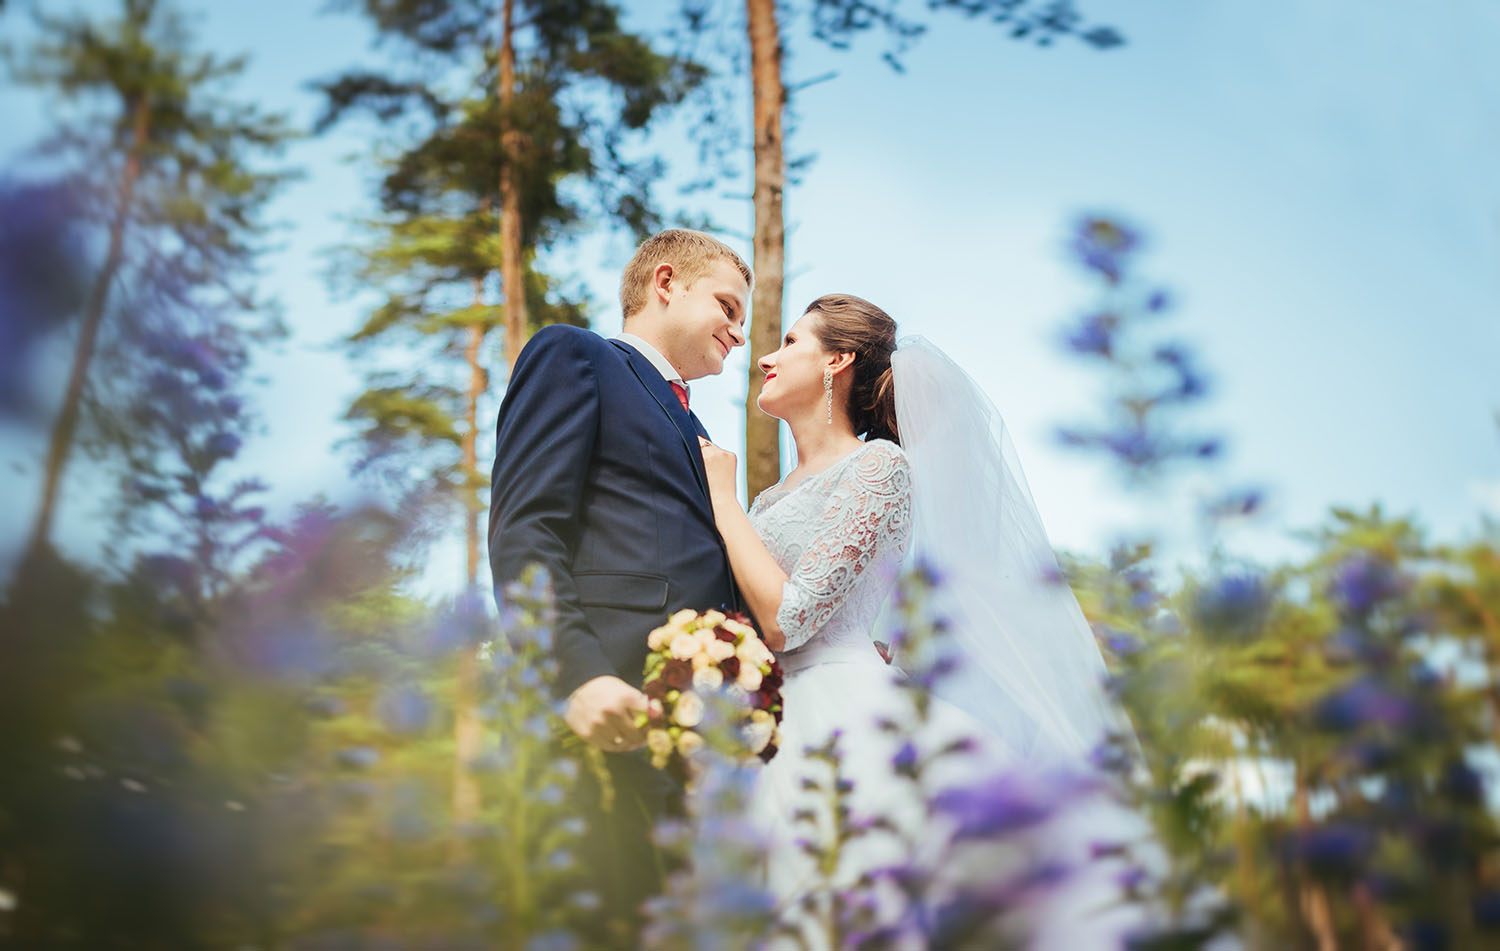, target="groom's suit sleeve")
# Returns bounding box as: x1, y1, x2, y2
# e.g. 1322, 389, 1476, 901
489, 326, 614, 698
